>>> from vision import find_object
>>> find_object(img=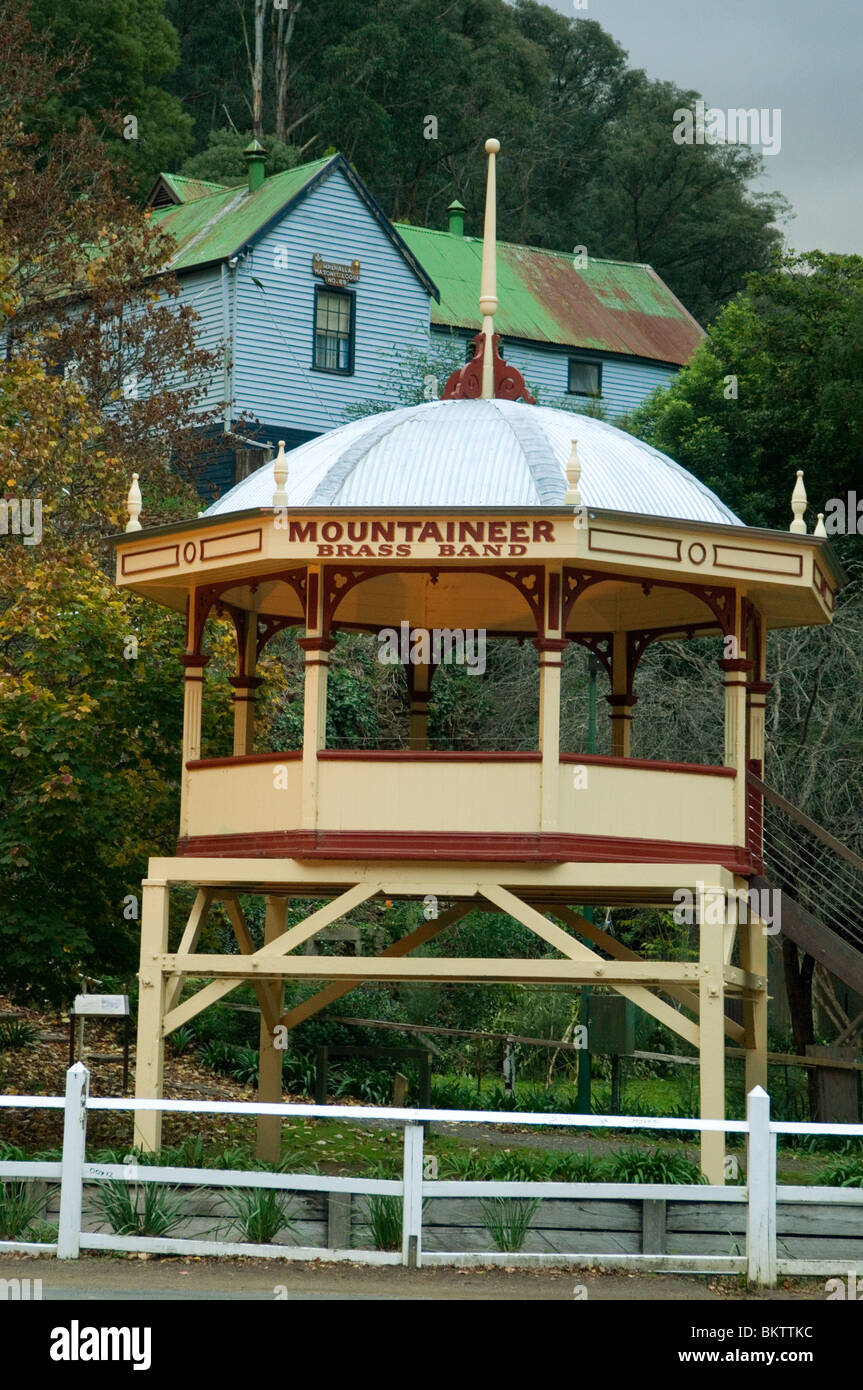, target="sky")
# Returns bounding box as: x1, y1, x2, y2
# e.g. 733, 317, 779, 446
544, 0, 862, 256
